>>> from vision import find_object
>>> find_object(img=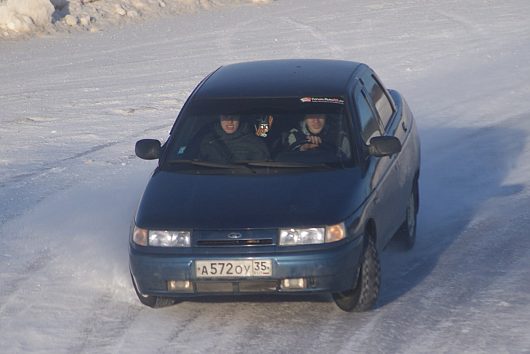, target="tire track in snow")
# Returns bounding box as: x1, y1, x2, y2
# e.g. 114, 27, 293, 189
0, 123, 167, 227
0, 249, 56, 317
0, 142, 118, 190
213, 14, 346, 61
69, 293, 143, 354
155, 305, 212, 354
336, 195, 530, 353
214, 18, 268, 62
281, 17, 345, 58
434, 9, 489, 37
0, 121, 166, 339
150, 296, 365, 354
